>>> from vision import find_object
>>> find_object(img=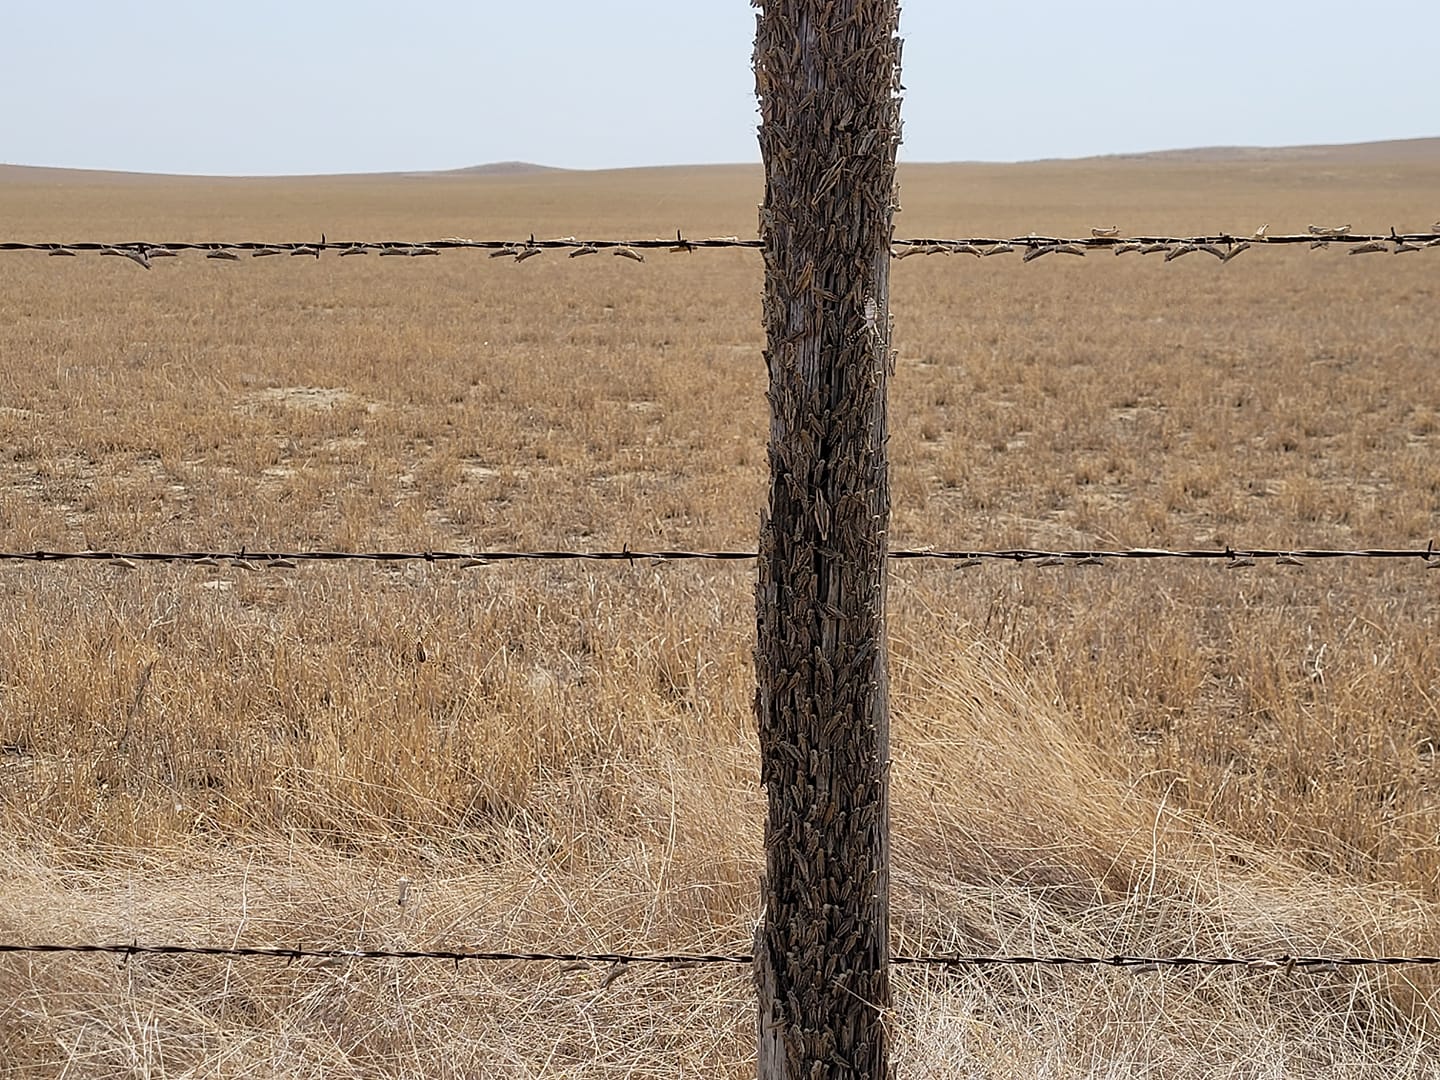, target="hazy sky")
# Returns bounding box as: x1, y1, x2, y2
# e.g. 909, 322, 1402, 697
4, 1, 1436, 175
